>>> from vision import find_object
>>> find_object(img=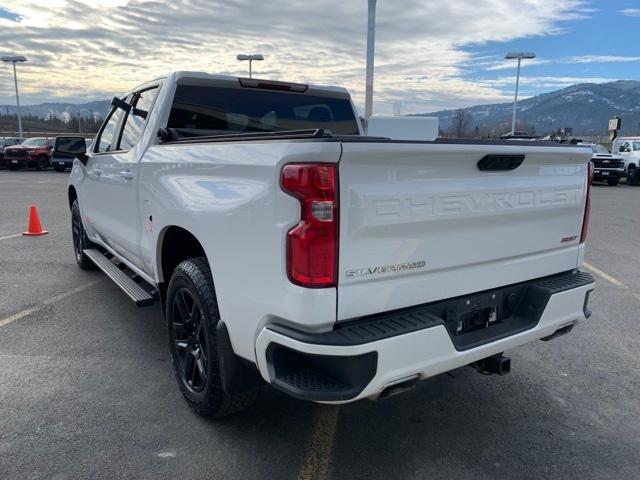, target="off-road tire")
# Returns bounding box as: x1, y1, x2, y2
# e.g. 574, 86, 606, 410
167, 257, 258, 418
71, 200, 97, 270
628, 168, 639, 186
